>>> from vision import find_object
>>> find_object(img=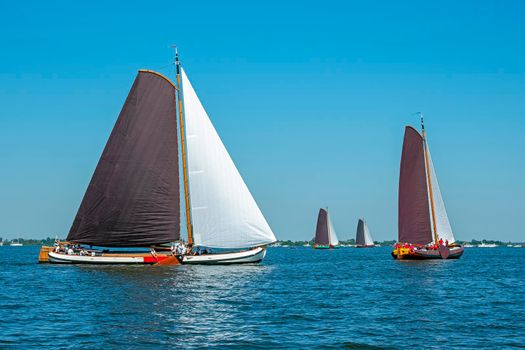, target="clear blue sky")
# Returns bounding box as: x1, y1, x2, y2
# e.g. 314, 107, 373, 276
1, 0, 524, 242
